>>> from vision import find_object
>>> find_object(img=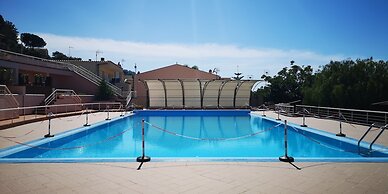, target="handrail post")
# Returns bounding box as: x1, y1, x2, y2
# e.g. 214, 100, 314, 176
120, 104, 124, 117
137, 119, 151, 169
366, 112, 369, 124
84, 108, 90, 126
44, 112, 54, 138
276, 107, 281, 121
369, 125, 387, 150
261, 104, 266, 117
301, 108, 307, 127
358, 123, 375, 153
106, 105, 111, 120
279, 120, 294, 162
